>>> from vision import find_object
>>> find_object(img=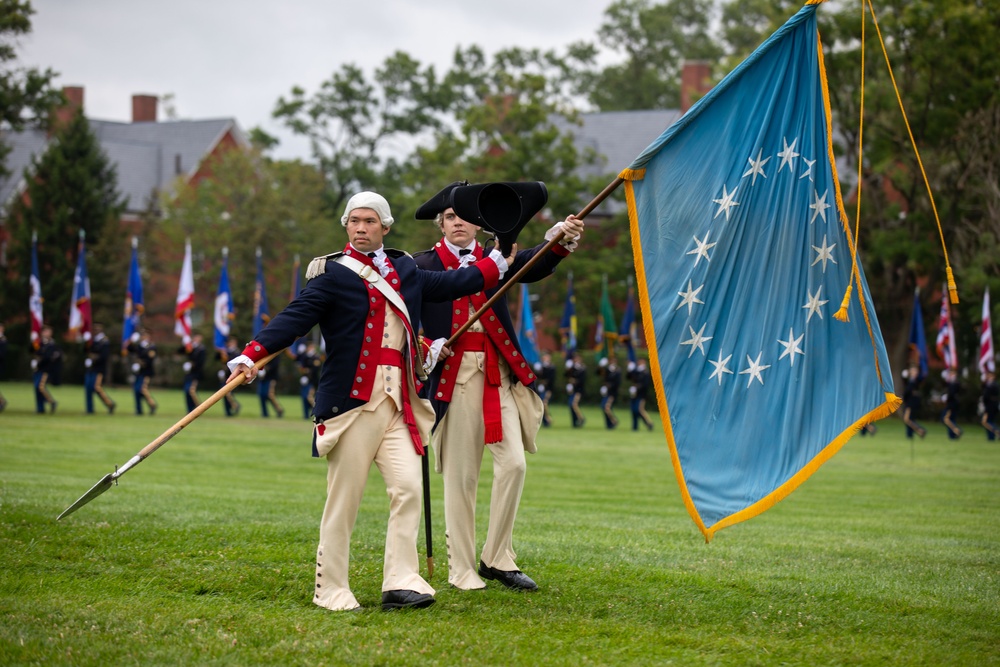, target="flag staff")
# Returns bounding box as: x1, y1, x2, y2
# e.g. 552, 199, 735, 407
444, 177, 624, 348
